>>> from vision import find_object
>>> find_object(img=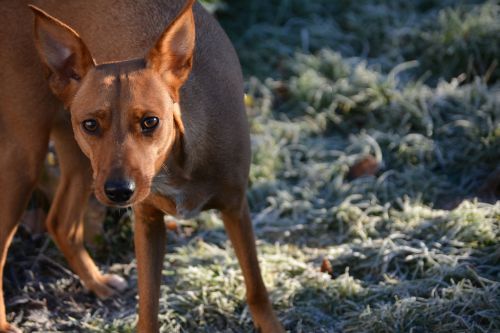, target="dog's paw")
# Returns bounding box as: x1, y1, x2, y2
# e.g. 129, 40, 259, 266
84, 273, 128, 300
0, 323, 22, 333
103, 273, 128, 293
255, 322, 285, 333
249, 303, 285, 333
